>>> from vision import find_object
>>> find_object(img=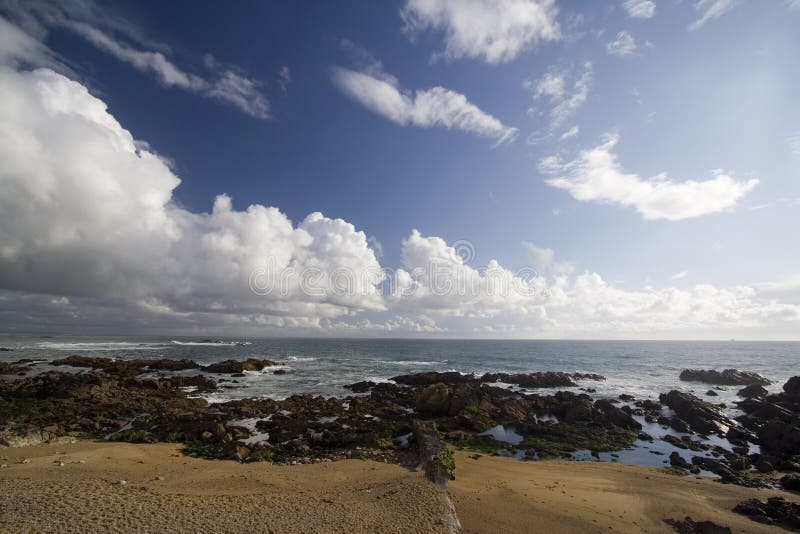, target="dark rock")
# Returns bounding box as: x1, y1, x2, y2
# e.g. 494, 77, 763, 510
659, 390, 735, 435
273, 369, 287, 375
204, 358, 278, 374
344, 381, 377, 393
391, 371, 472, 386
733, 497, 800, 530
480, 371, 604, 389
737, 384, 768, 399
662, 434, 708, 451
663, 516, 731, 534
692, 456, 736, 481
593, 399, 641, 430
705, 390, 718, 397
618, 394, 635, 401
412, 419, 454, 483
784, 376, 800, 399
782, 474, 800, 492
670, 451, 691, 469
679, 369, 771, 386
0, 362, 21, 375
